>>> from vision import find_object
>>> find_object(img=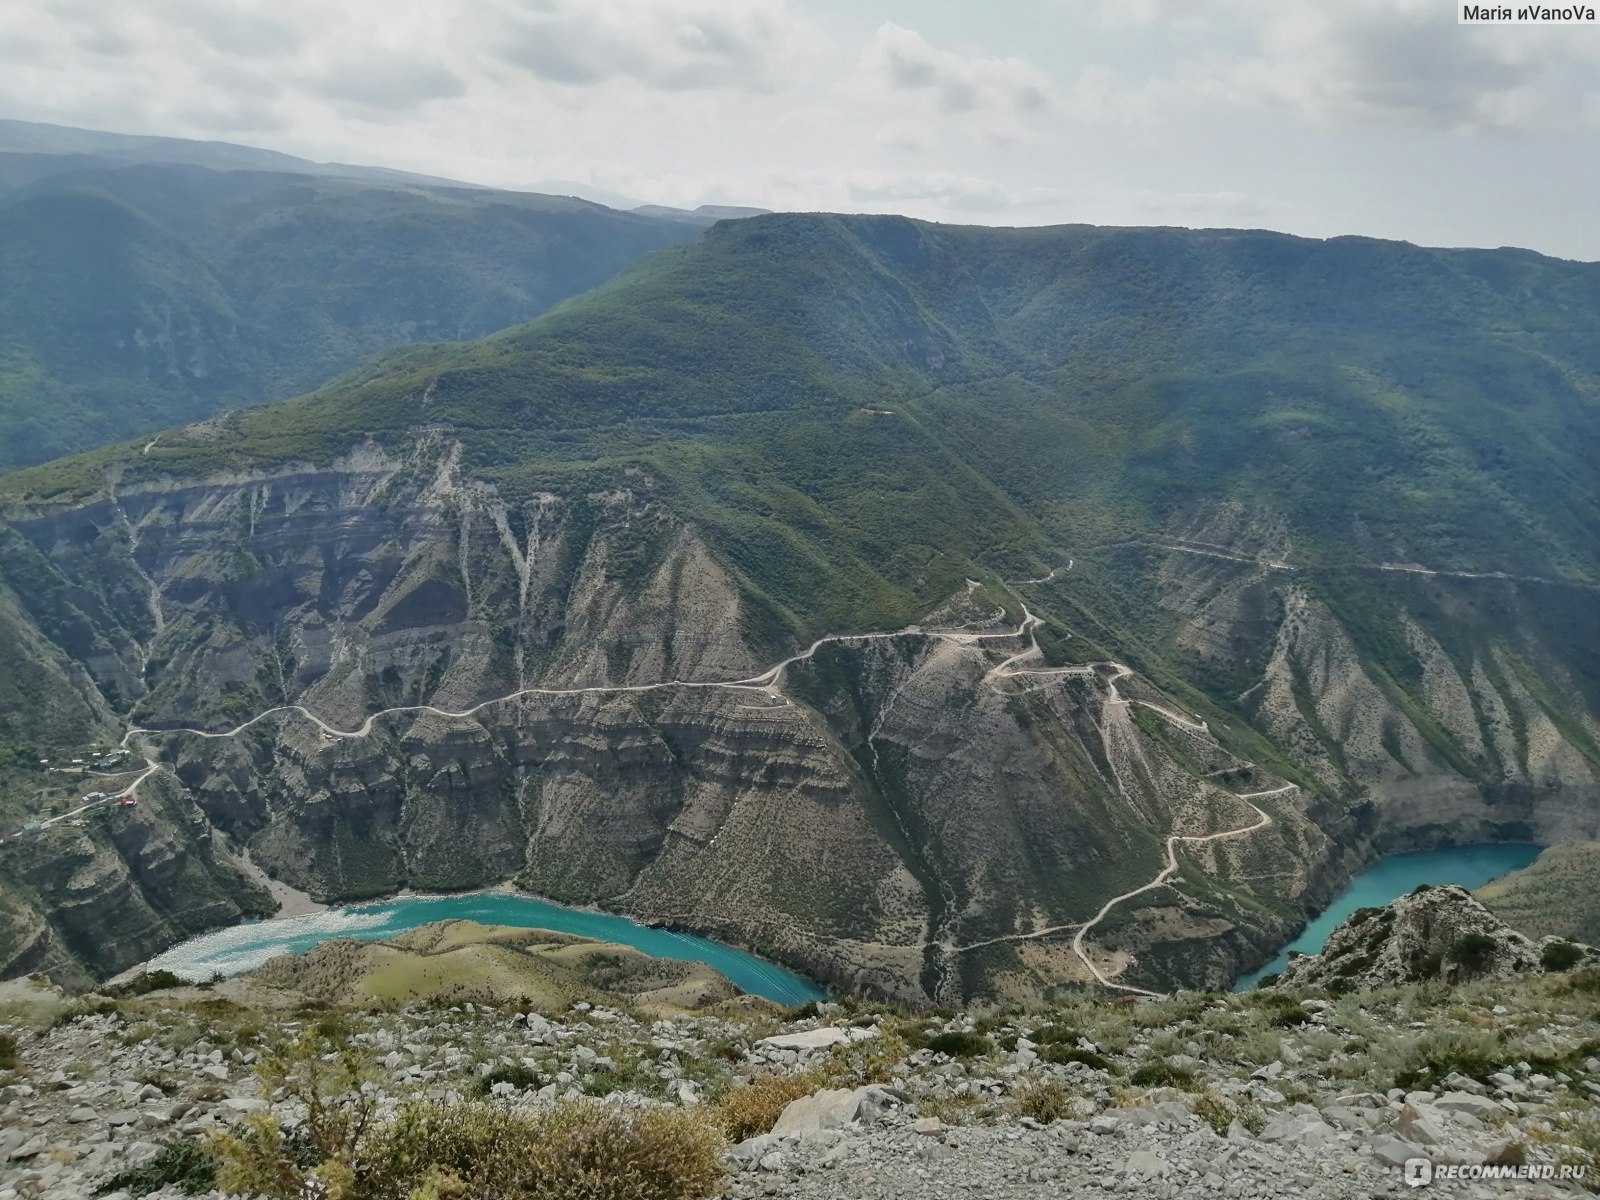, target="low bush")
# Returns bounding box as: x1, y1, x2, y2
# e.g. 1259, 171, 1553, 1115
1391, 1027, 1508, 1090
110, 969, 186, 998
0, 1032, 18, 1071
1190, 1091, 1235, 1135
50, 1000, 119, 1028
1250, 991, 1313, 1028
362, 1100, 724, 1200
474, 1063, 542, 1096
924, 1032, 990, 1059
1449, 932, 1499, 977
1565, 969, 1600, 996
1128, 1057, 1196, 1090
215, 1049, 725, 1200
1014, 1078, 1070, 1124
1542, 942, 1586, 973
716, 1070, 826, 1142
1041, 1044, 1112, 1071
97, 1136, 217, 1197
1031, 1024, 1081, 1045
